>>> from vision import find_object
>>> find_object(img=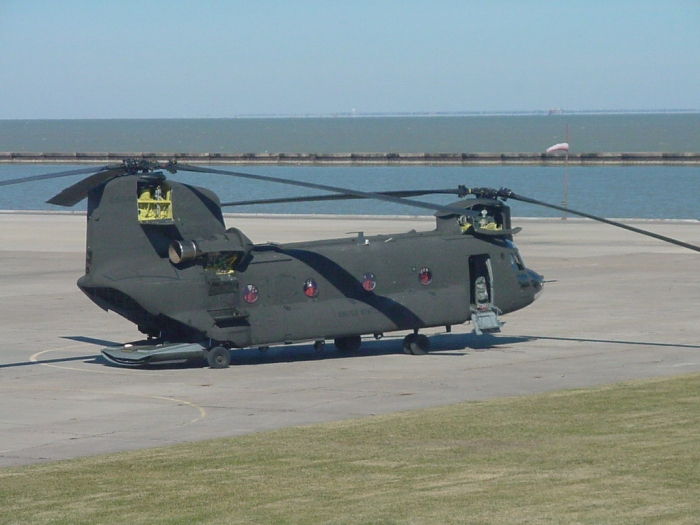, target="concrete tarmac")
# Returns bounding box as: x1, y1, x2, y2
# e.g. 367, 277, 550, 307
1, 212, 700, 467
